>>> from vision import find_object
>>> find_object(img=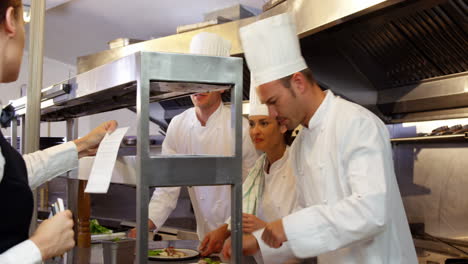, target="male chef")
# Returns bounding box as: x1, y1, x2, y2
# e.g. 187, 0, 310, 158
223, 13, 418, 264
130, 32, 258, 251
